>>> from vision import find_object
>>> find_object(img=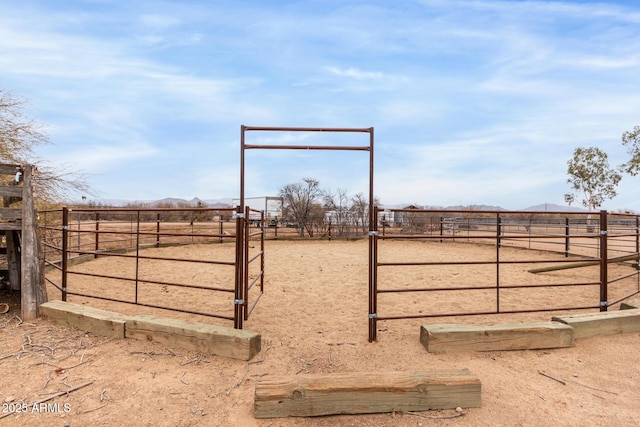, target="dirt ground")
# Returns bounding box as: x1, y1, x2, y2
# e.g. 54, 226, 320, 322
1, 239, 640, 426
